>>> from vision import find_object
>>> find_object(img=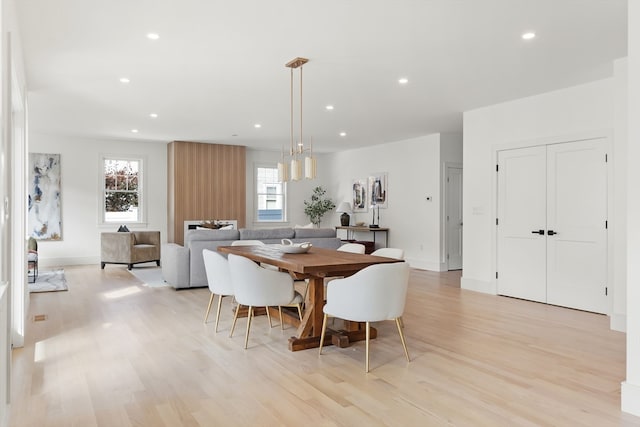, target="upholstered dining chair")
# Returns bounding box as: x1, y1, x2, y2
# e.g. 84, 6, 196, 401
319, 261, 411, 373
227, 254, 304, 349
371, 247, 405, 260
202, 249, 235, 332
337, 242, 366, 254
